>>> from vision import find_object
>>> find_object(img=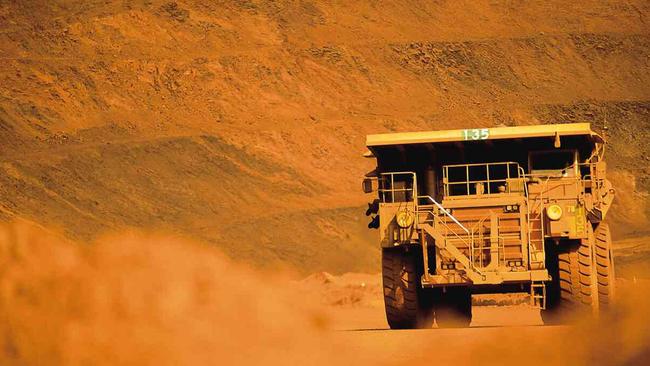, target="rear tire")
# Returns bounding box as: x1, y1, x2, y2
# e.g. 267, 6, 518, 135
434, 287, 472, 328
541, 237, 595, 324
594, 222, 616, 309
382, 247, 435, 329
